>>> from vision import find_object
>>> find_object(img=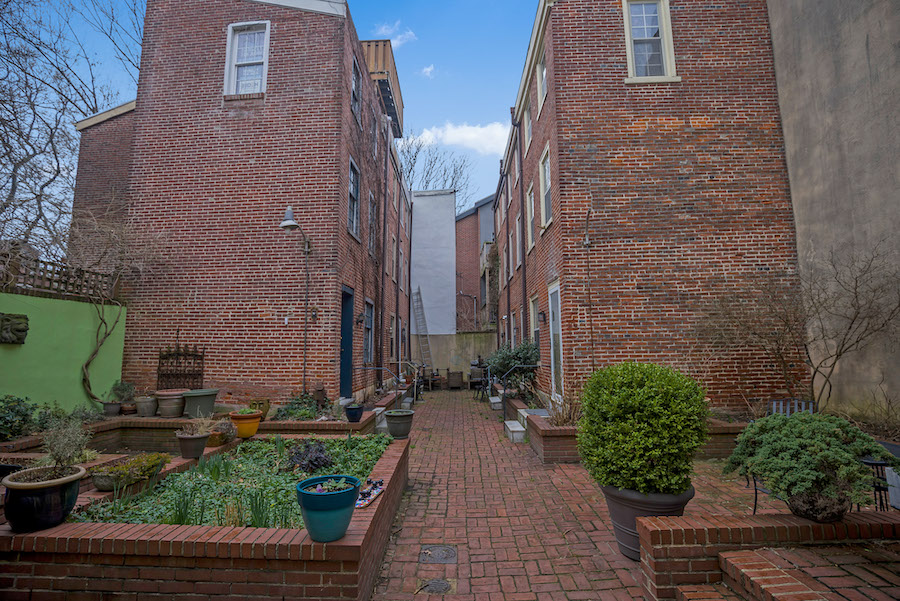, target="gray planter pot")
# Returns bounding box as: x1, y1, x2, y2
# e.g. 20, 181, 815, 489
102, 402, 121, 417
156, 389, 188, 418
135, 396, 158, 417
384, 409, 414, 439
176, 433, 210, 459
601, 484, 695, 561
91, 473, 134, 492
183, 389, 219, 418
